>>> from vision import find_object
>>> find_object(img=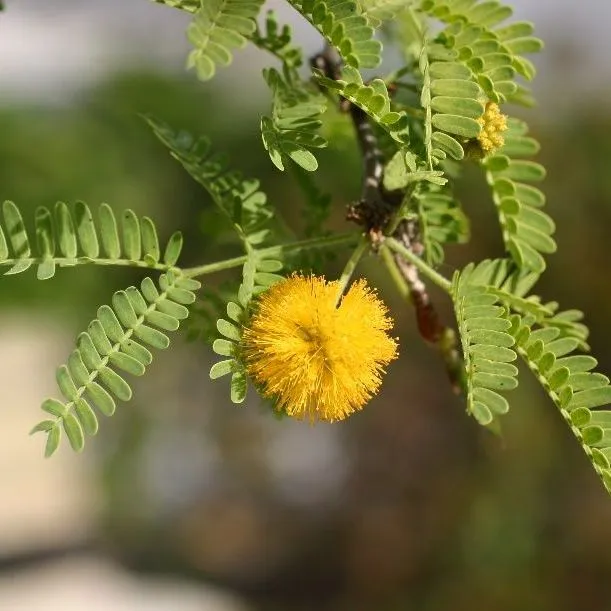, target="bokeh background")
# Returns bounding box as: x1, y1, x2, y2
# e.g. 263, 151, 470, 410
1, 1, 611, 610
